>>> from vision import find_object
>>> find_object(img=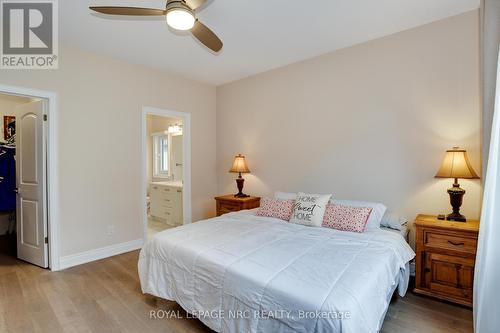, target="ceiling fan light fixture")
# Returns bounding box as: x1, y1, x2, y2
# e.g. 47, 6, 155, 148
166, 8, 195, 30
89, 0, 223, 52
